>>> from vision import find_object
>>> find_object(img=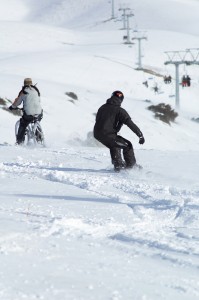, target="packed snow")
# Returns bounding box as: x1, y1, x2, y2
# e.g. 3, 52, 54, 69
0, 0, 199, 299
